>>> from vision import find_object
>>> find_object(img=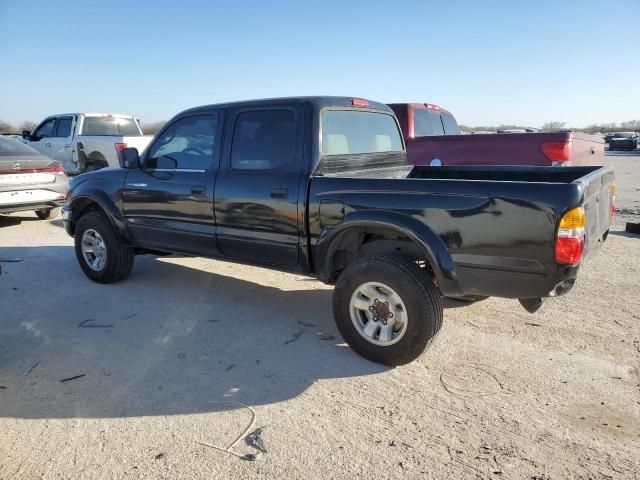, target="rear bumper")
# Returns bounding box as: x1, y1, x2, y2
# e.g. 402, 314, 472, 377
0, 186, 67, 214
0, 199, 65, 214
609, 143, 636, 150
453, 263, 580, 299
452, 228, 608, 299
